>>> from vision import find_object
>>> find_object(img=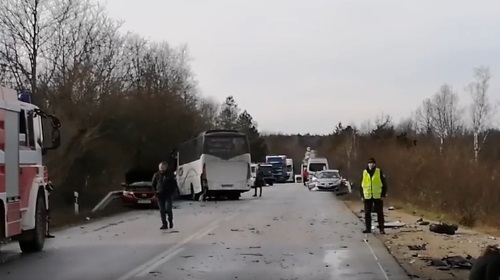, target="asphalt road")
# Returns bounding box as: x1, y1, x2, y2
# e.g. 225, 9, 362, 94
0, 183, 410, 280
